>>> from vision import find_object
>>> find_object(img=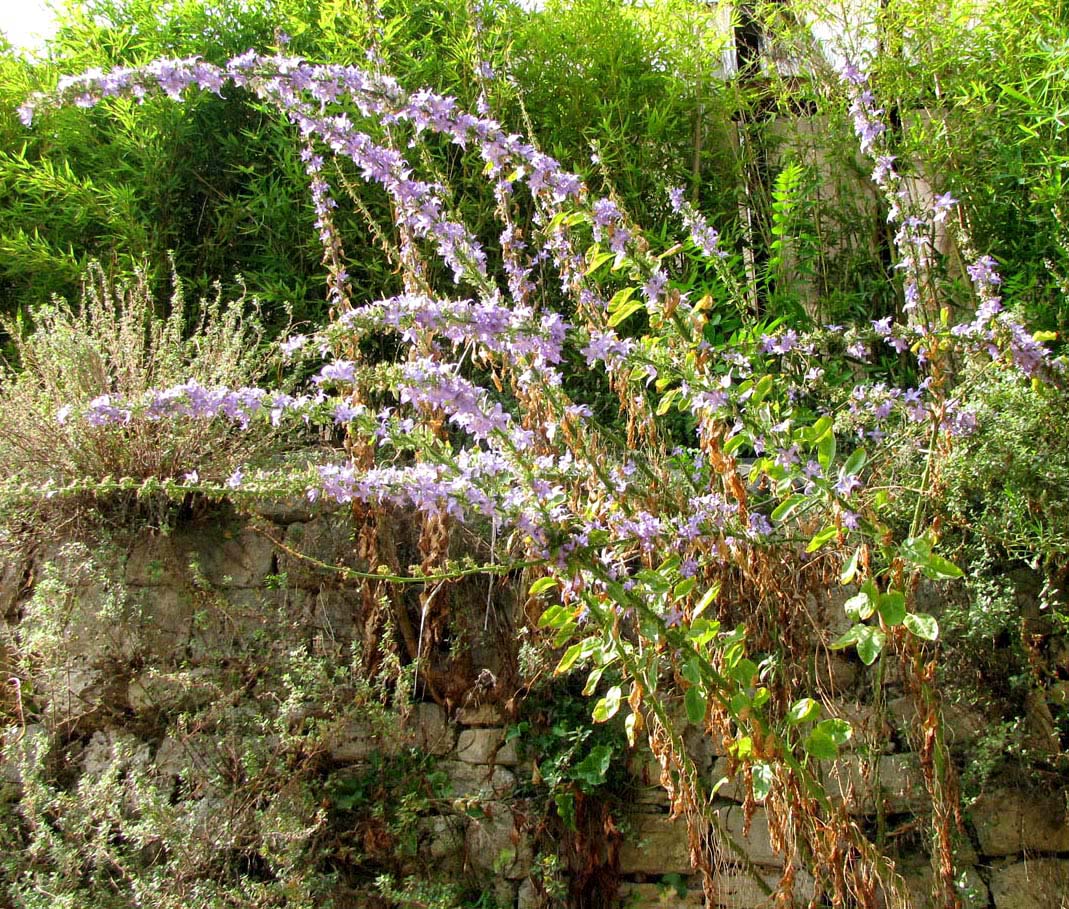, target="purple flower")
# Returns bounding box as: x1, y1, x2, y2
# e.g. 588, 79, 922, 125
871, 155, 896, 186
967, 255, 1002, 288
871, 317, 893, 337
643, 269, 667, 304
846, 341, 870, 361
747, 513, 772, 538
932, 191, 957, 224
834, 474, 863, 497
581, 329, 634, 369
840, 61, 866, 86
314, 360, 356, 384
